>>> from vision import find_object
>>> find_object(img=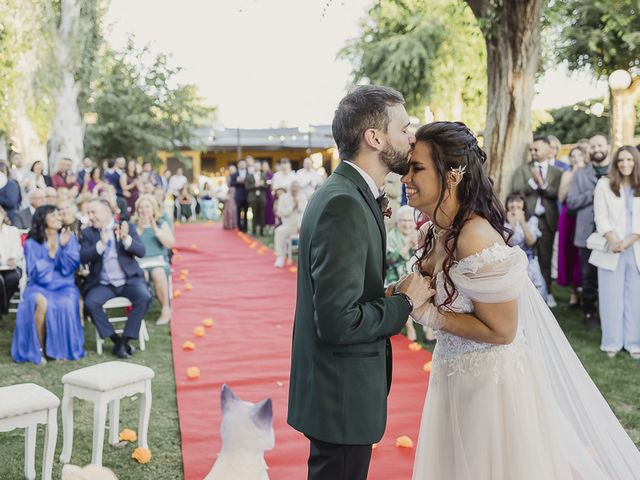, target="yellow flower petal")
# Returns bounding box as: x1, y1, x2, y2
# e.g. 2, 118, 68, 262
395, 436, 414, 448
289, 267, 297, 273
119, 428, 137, 442
193, 326, 205, 337
182, 341, 196, 351
202, 318, 214, 327
184, 283, 193, 291
408, 342, 422, 352
132, 447, 152, 464
187, 367, 200, 379
423, 361, 432, 372
173, 290, 182, 299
